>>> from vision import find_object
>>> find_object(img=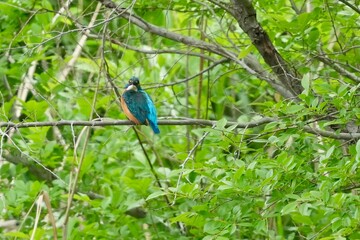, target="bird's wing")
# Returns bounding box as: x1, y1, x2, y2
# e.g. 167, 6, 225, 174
141, 90, 160, 134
